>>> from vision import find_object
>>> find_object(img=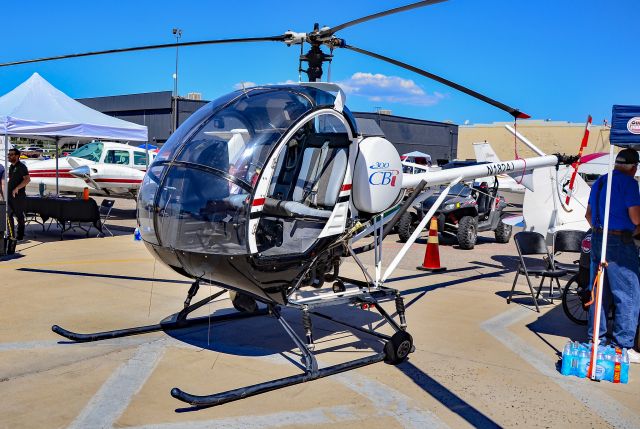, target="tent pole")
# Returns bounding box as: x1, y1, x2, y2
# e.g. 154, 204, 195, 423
589, 143, 615, 380
3, 132, 8, 240
55, 137, 59, 196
